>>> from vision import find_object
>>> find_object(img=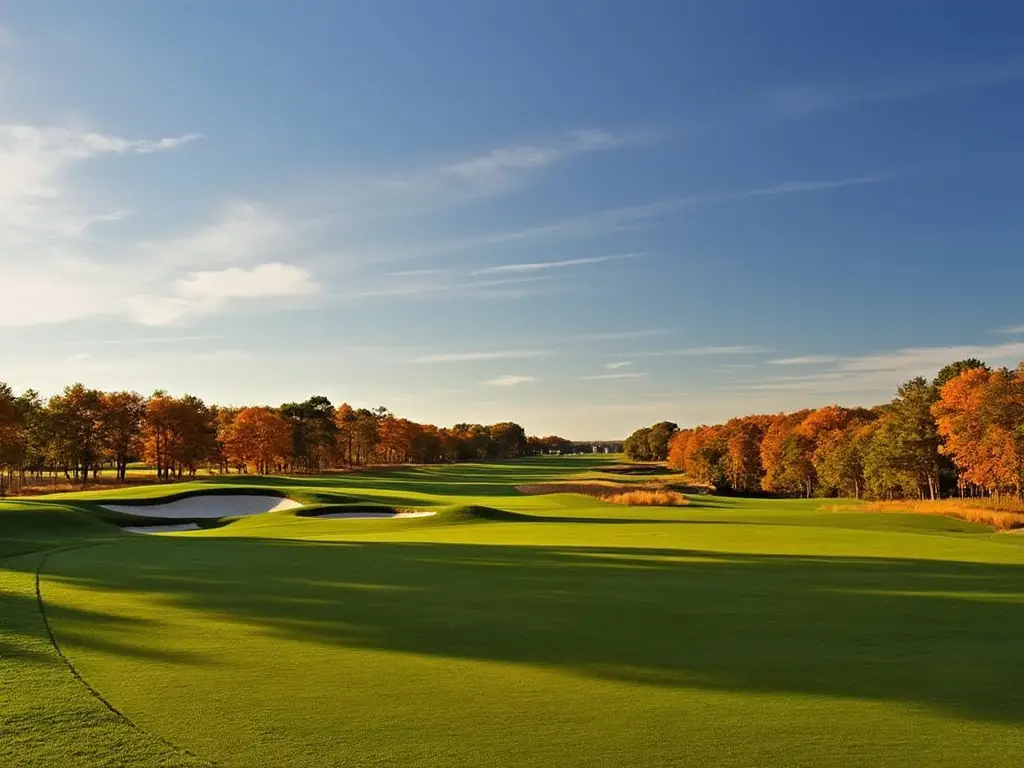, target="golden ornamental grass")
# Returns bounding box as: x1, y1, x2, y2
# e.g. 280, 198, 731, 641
517, 483, 686, 506
862, 499, 1024, 531
602, 490, 688, 507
